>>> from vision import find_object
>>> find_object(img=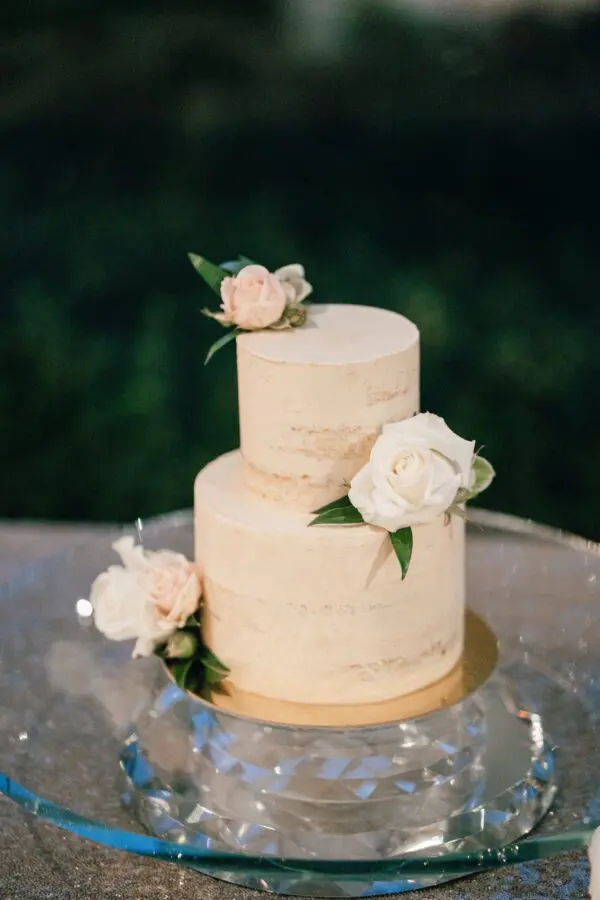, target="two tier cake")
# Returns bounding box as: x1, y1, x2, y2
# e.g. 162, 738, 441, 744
196, 302, 465, 717
90, 255, 493, 726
